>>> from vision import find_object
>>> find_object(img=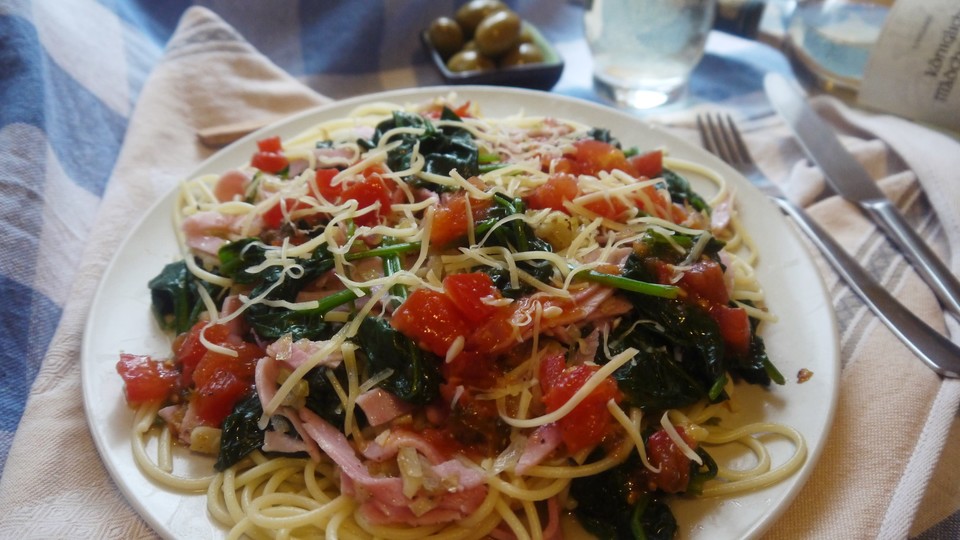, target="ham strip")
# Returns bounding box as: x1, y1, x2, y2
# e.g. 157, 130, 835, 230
515, 423, 563, 474
298, 409, 488, 527
355, 388, 413, 428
